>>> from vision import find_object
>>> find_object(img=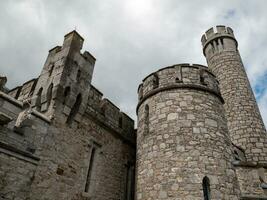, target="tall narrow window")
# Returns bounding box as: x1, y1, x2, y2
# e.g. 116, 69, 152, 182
85, 147, 96, 193
63, 86, 70, 105
49, 65, 54, 77
144, 105, 149, 135
47, 83, 53, 108
152, 73, 159, 89
76, 69, 81, 83
124, 163, 135, 200
66, 93, 82, 124
36, 87, 43, 111
202, 176, 211, 200
119, 116, 123, 128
